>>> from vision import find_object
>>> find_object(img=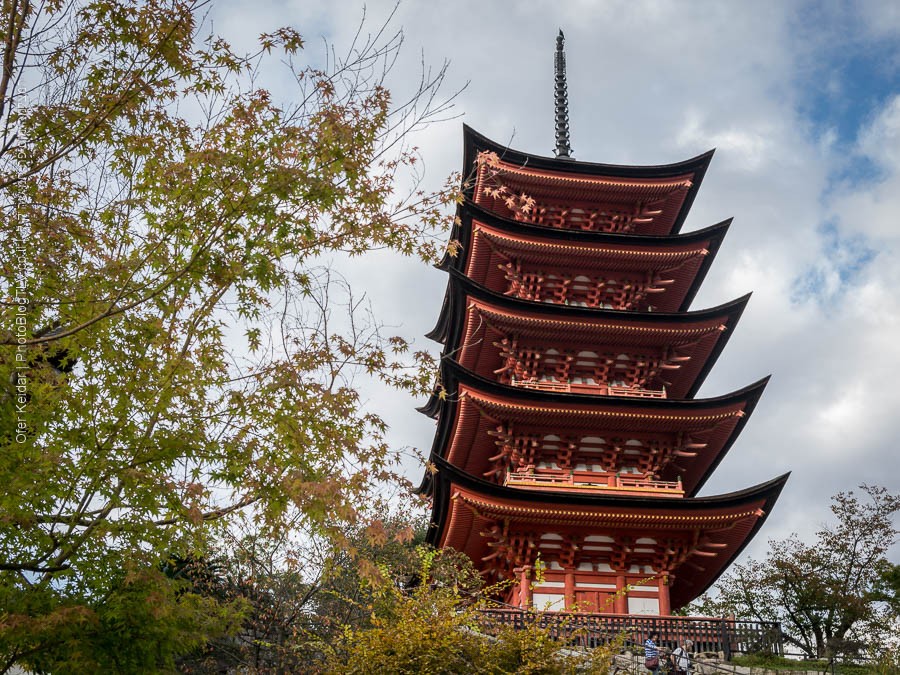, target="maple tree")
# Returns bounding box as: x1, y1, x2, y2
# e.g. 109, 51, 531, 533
691, 485, 900, 661
173, 509, 432, 672
0, 0, 460, 668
